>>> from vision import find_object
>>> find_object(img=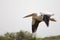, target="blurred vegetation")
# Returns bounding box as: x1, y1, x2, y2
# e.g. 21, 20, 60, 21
0, 30, 60, 40
42, 35, 60, 40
